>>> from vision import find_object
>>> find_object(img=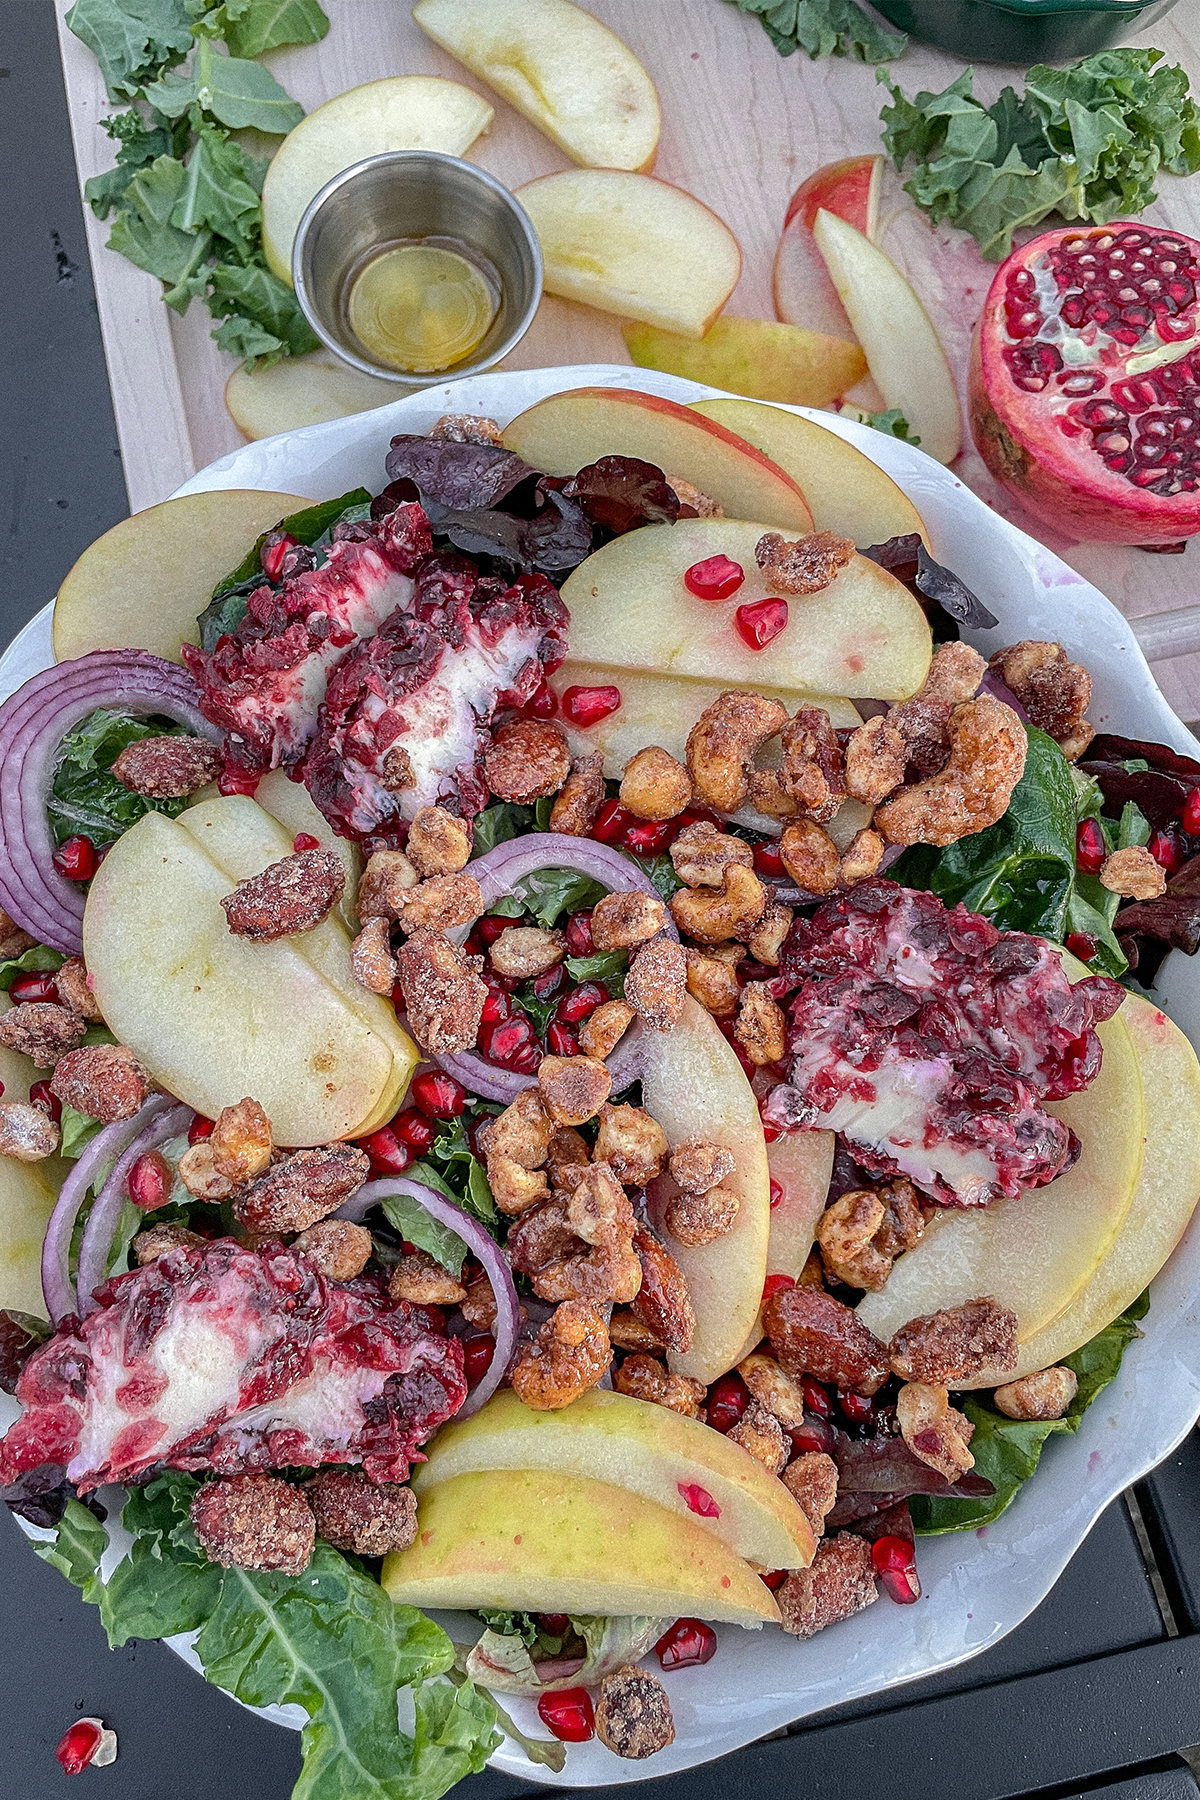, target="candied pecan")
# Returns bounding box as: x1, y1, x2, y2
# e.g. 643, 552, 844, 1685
747, 901, 792, 967
843, 715, 907, 806
665, 1184, 739, 1247
0, 1002, 85, 1067
235, 1144, 370, 1234
484, 719, 571, 803
619, 747, 692, 821
538, 1053, 611, 1127
609, 1309, 667, 1353
510, 1297, 612, 1409
896, 1381, 975, 1481
380, 743, 415, 792
989, 640, 1091, 753
683, 945, 742, 1016
669, 1138, 735, 1194
1100, 846, 1165, 900
0, 909, 36, 961
734, 982, 787, 1065
549, 752, 606, 837
111, 733, 222, 798
755, 529, 855, 595
50, 1044, 149, 1123
0, 1101, 59, 1160
579, 998, 635, 1061
778, 707, 846, 823
629, 1225, 695, 1353
729, 1398, 789, 1475
293, 1217, 373, 1281
133, 1222, 205, 1265
669, 820, 755, 889
533, 1165, 642, 1304
506, 1198, 583, 1275
191, 1473, 314, 1574
487, 1153, 550, 1214
389, 1249, 468, 1306
594, 1102, 668, 1185
546, 1123, 589, 1177
489, 925, 565, 978
223, 848, 345, 941
875, 695, 1027, 848
777, 1534, 878, 1638
686, 691, 788, 814
54, 957, 103, 1021
177, 1140, 234, 1201
817, 1190, 890, 1292
397, 927, 486, 1054
211, 1097, 272, 1185
461, 1274, 498, 1330
357, 849, 419, 920
840, 829, 886, 887
671, 863, 765, 945
782, 1451, 839, 1538
613, 1351, 706, 1418
306, 1468, 417, 1556
764, 1284, 889, 1395
595, 1666, 675, 1761
876, 1180, 926, 1261
779, 819, 840, 895
591, 890, 668, 951
351, 915, 397, 995
487, 1087, 553, 1168
889, 1298, 1018, 1384
737, 1352, 807, 1429
394, 872, 484, 935
993, 1366, 1078, 1422
429, 412, 503, 445
405, 806, 471, 876
626, 934, 686, 1031
668, 474, 722, 517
